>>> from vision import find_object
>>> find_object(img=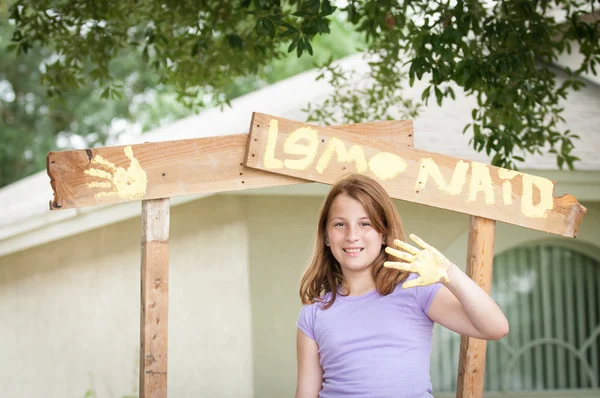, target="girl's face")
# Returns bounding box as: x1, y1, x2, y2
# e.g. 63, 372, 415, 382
325, 194, 384, 275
